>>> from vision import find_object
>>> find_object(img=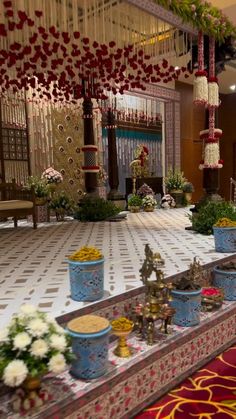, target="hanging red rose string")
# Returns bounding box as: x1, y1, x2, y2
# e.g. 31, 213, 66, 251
0, 6, 191, 103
